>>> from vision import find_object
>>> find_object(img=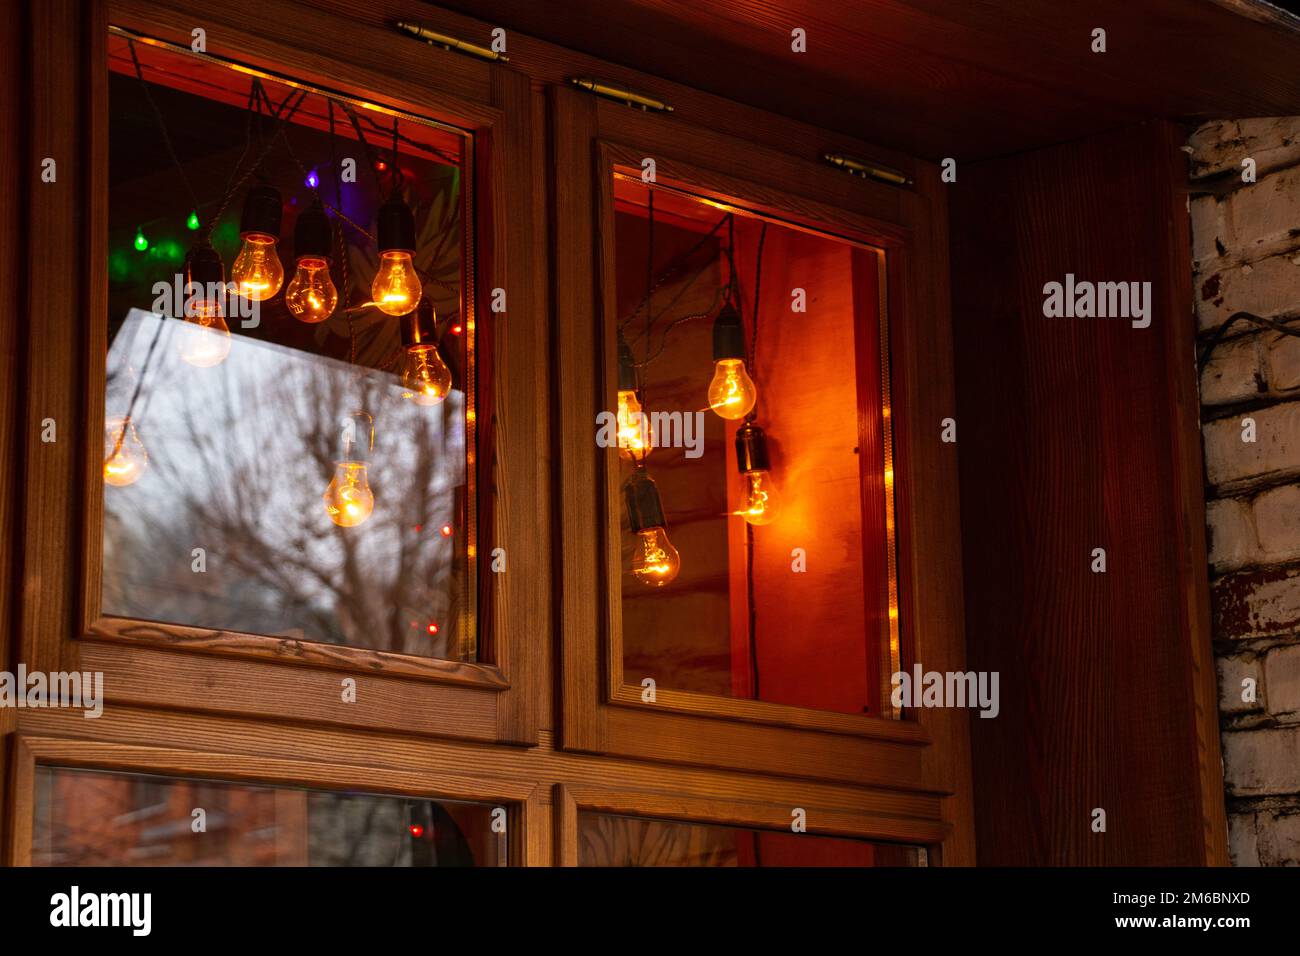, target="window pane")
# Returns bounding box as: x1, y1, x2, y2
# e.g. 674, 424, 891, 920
103, 32, 475, 659
612, 176, 898, 716
578, 811, 922, 866
33, 767, 505, 866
